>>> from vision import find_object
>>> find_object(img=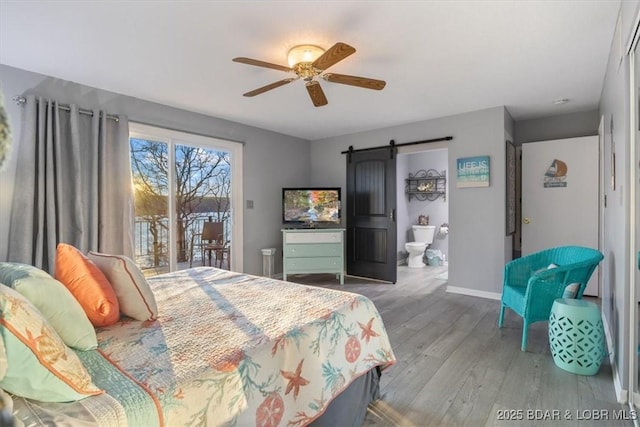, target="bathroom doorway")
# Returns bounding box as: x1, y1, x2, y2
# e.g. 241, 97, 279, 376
396, 145, 449, 279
